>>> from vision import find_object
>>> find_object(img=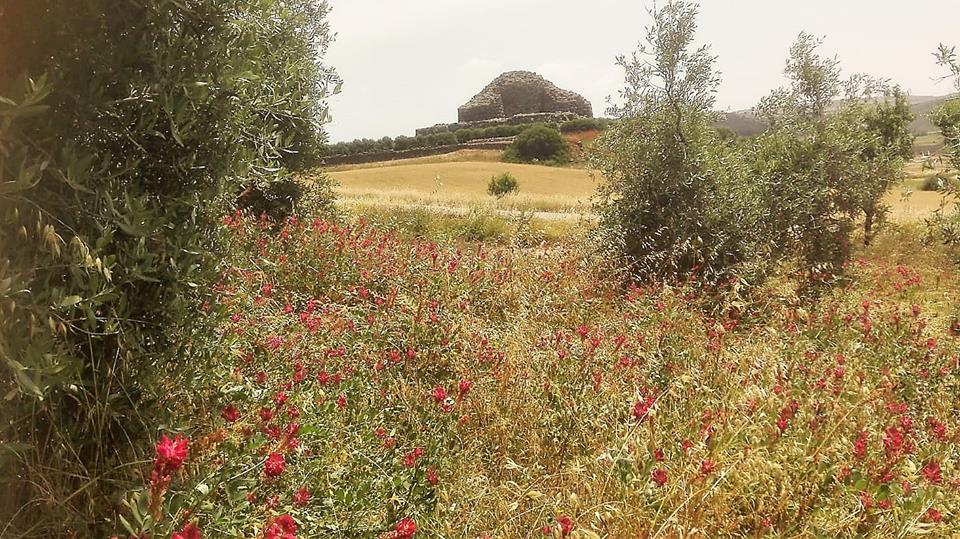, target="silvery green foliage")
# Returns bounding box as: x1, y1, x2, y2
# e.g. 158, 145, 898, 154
925, 44, 960, 252
0, 1, 338, 535
595, 1, 768, 287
